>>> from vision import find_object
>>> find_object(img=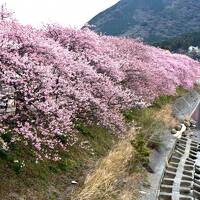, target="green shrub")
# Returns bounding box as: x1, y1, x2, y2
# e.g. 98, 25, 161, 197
0, 149, 8, 160
12, 160, 24, 174
57, 159, 77, 171
152, 95, 172, 108
129, 133, 150, 173
1, 131, 12, 143
123, 110, 135, 122
74, 121, 93, 138
48, 165, 59, 173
